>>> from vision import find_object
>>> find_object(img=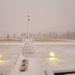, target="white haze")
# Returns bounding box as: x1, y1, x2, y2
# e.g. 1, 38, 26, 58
0, 0, 75, 37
